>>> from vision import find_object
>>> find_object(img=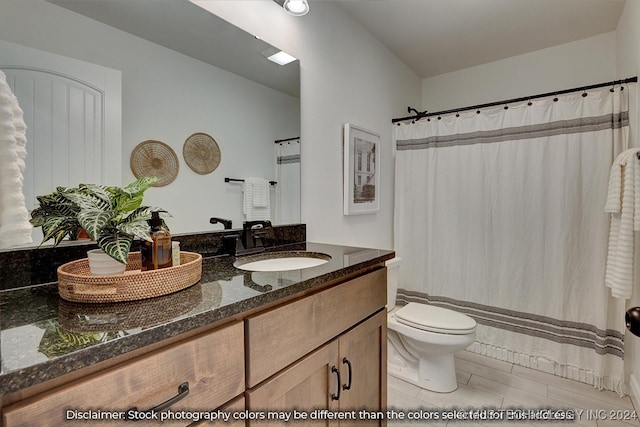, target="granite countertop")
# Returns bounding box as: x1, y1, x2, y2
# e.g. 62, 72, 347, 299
0, 242, 394, 396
